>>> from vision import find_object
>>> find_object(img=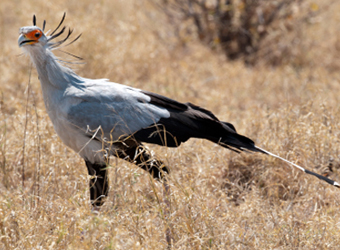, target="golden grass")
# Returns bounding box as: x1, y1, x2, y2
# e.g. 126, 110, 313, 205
1, 0, 340, 249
